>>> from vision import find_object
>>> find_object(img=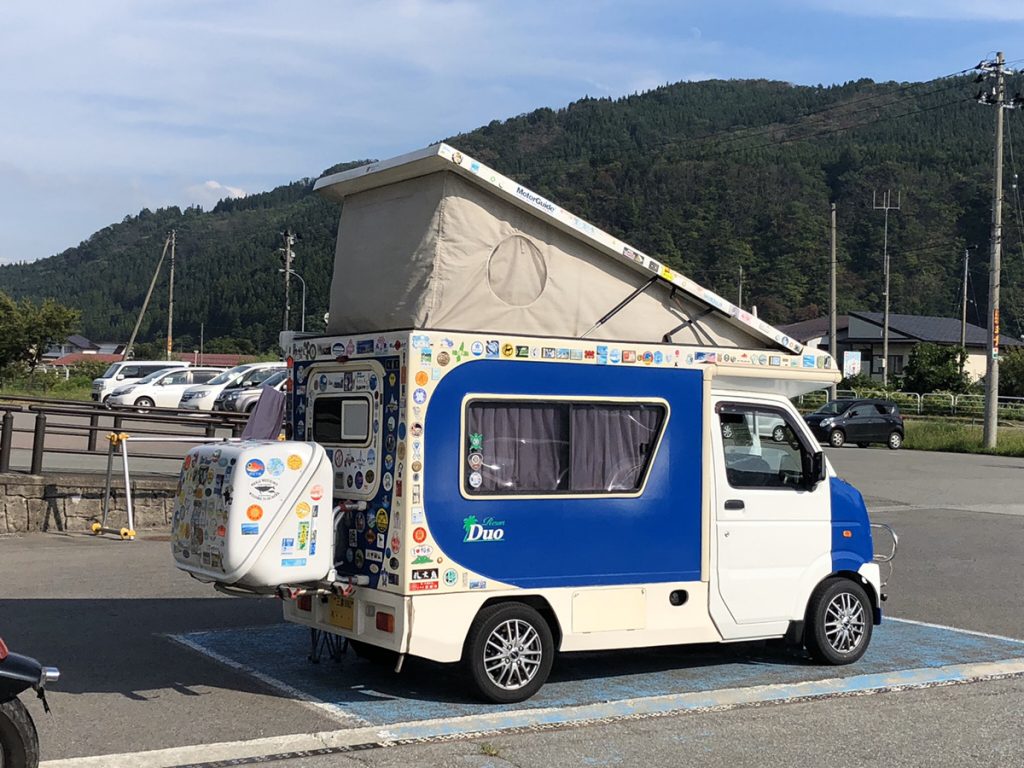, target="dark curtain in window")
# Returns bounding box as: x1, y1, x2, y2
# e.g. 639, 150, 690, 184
468, 403, 569, 492
570, 405, 663, 491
